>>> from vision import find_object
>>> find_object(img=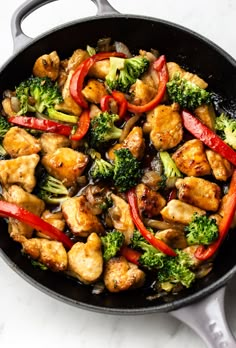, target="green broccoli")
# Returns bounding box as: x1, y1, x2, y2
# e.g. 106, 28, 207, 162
90, 111, 122, 148
106, 56, 149, 92
47, 108, 78, 124
131, 230, 166, 269
215, 113, 236, 150
185, 213, 219, 246
0, 115, 11, 138
0, 144, 8, 160
37, 173, 69, 204
157, 250, 196, 288
101, 230, 125, 261
159, 151, 182, 187
113, 148, 142, 192
166, 74, 211, 110
90, 158, 114, 180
